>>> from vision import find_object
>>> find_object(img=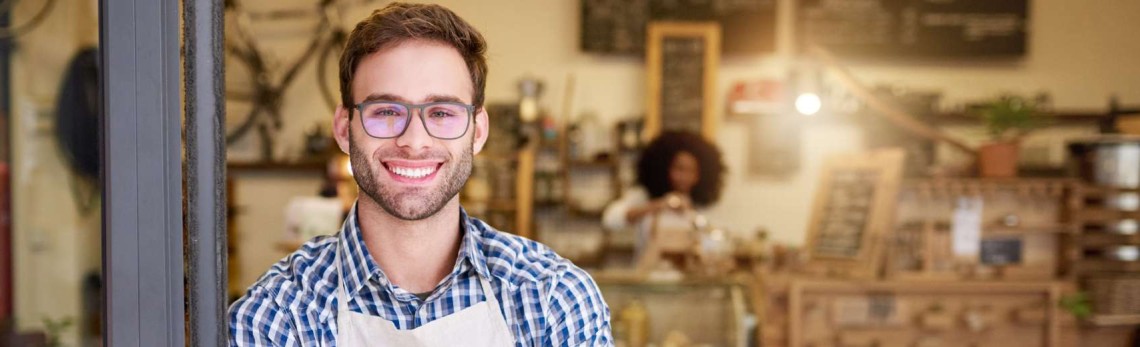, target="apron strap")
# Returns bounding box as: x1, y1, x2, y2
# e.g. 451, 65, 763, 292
477, 273, 503, 315
335, 236, 350, 314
